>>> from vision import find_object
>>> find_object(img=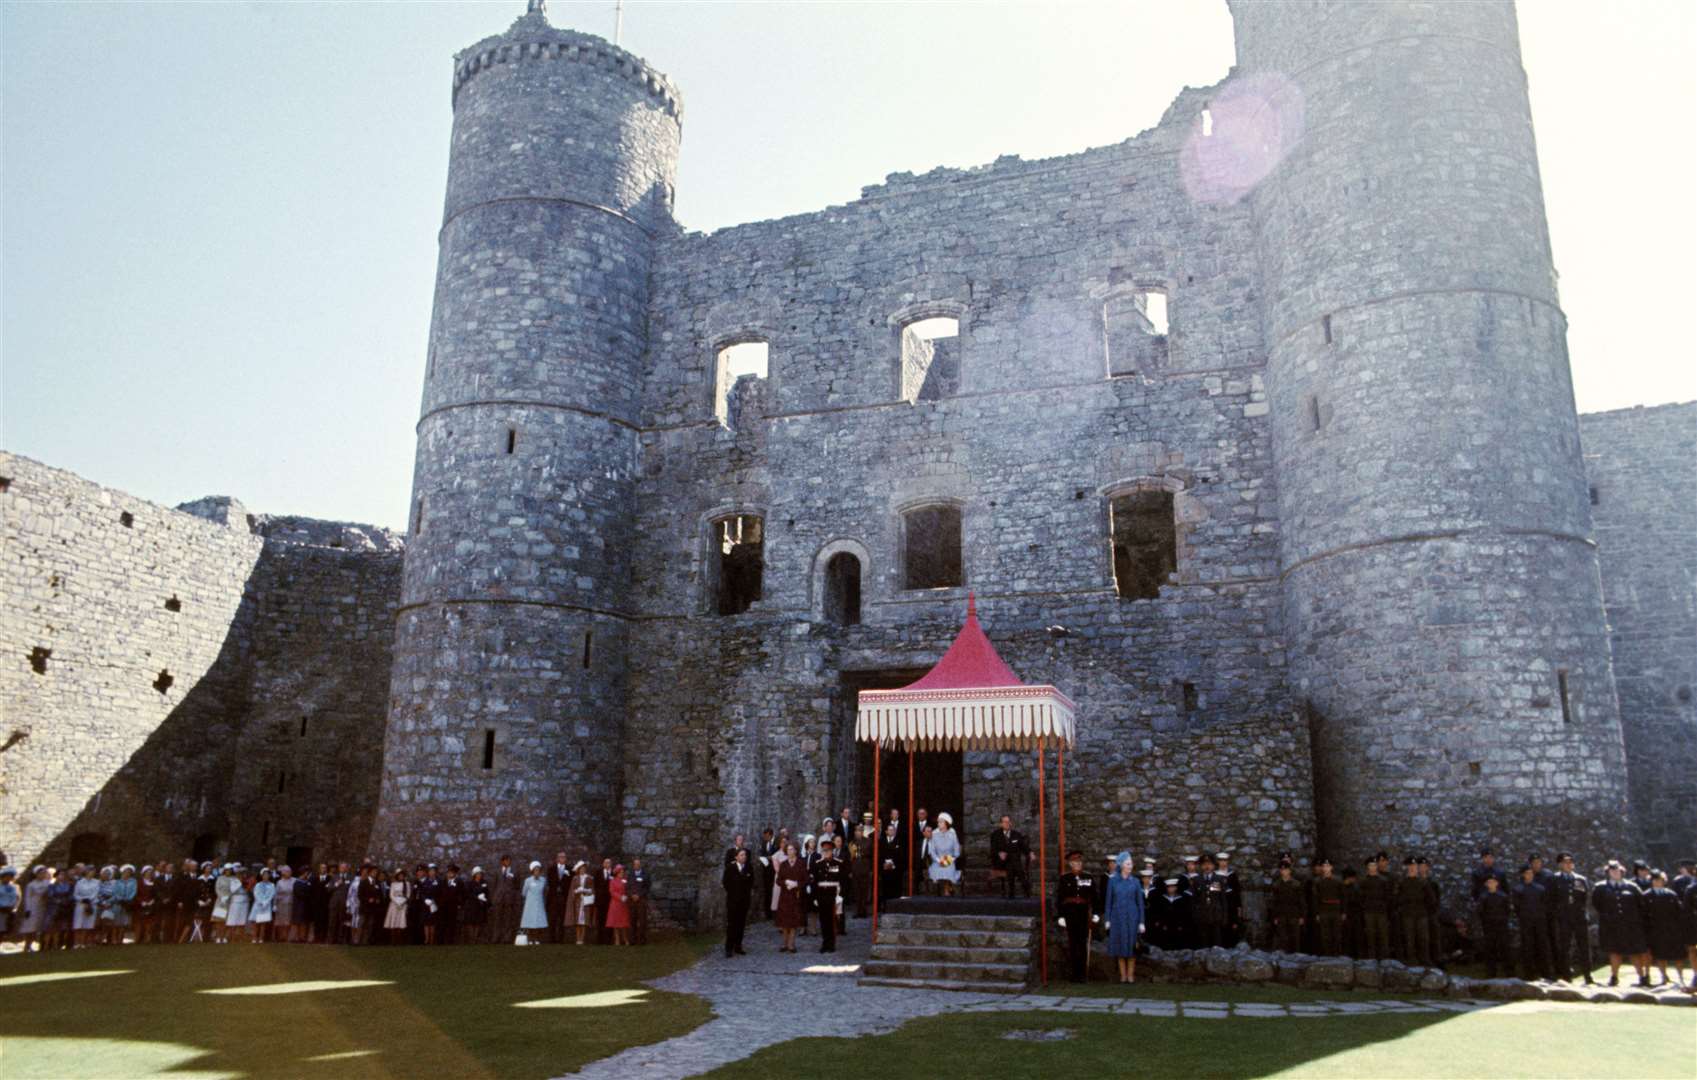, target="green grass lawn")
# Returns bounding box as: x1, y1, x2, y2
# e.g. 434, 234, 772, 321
0, 938, 715, 1079
703, 1000, 1697, 1080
